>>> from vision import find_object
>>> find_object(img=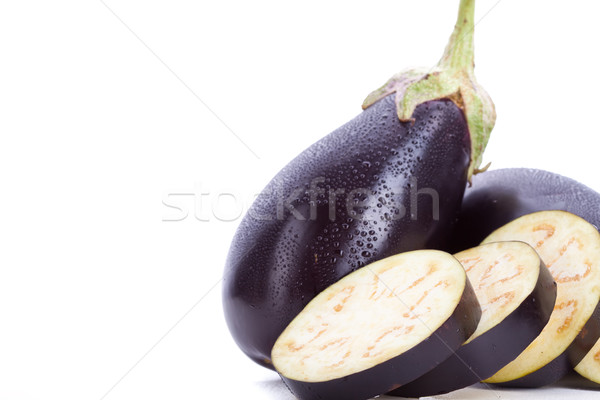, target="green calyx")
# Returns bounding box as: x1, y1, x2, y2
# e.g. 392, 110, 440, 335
362, 0, 496, 181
